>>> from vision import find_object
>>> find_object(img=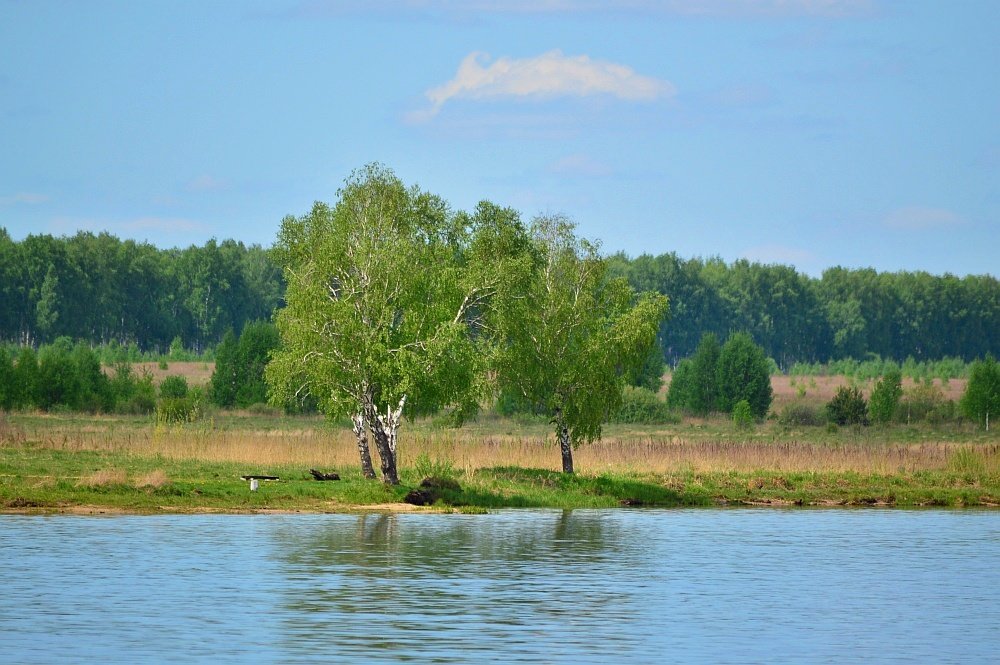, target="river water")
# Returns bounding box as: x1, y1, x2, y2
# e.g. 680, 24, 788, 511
1, 509, 998, 663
